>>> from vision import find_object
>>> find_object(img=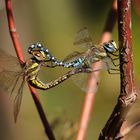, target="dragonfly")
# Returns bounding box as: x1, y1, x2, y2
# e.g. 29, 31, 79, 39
58, 27, 120, 91
0, 45, 92, 122
62, 27, 119, 71
0, 28, 119, 122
